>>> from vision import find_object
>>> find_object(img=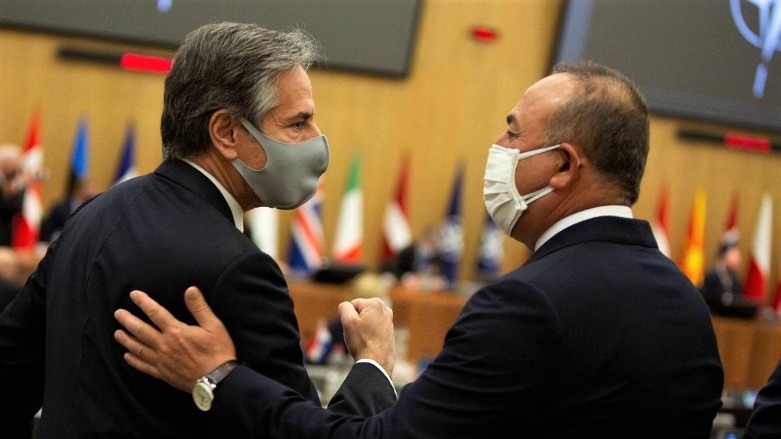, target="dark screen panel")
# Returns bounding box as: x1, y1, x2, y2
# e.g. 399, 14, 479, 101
554, 0, 781, 132
0, 0, 422, 77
